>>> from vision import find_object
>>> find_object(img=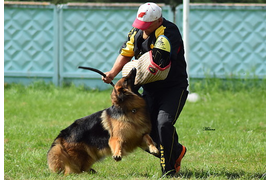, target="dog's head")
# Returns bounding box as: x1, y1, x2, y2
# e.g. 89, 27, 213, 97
111, 68, 138, 104
110, 67, 150, 125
